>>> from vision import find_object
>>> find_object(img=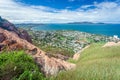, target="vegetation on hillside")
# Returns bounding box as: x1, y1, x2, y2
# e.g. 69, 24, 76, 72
1, 38, 119, 80
0, 51, 46, 80
50, 43, 120, 80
